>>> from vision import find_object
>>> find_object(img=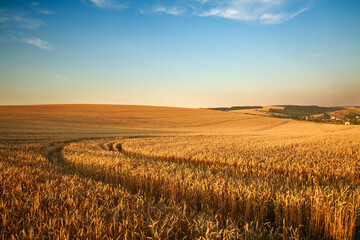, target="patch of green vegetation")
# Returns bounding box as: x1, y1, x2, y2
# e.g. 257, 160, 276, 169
269, 105, 344, 117
209, 106, 262, 111
345, 112, 360, 125
345, 112, 360, 118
